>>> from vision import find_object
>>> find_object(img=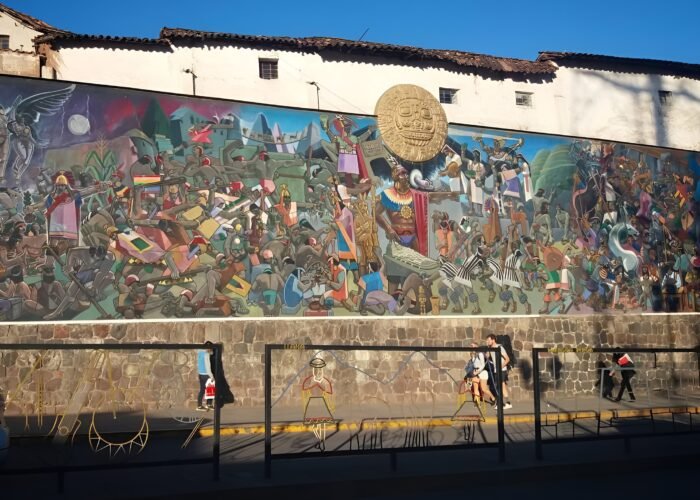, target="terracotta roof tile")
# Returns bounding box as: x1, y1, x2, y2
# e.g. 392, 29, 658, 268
537, 51, 700, 78
158, 27, 556, 75
0, 2, 66, 33
34, 32, 170, 46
